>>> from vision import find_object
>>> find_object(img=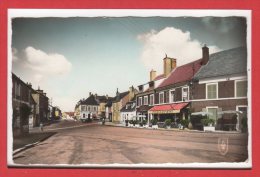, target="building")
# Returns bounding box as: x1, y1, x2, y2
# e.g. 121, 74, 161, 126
112, 86, 136, 123
191, 46, 248, 131
62, 112, 75, 119
74, 100, 82, 120
120, 97, 136, 124
148, 48, 205, 125
78, 93, 99, 120
96, 95, 113, 118
31, 87, 49, 125
12, 73, 36, 135
135, 55, 178, 123
105, 98, 113, 122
